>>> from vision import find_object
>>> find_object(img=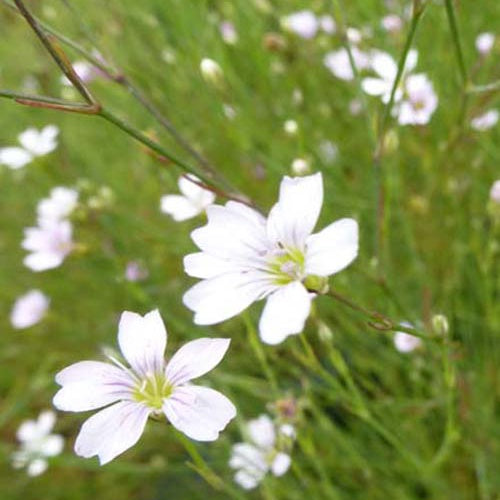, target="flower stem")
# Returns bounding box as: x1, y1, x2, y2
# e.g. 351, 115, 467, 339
444, 0, 467, 86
